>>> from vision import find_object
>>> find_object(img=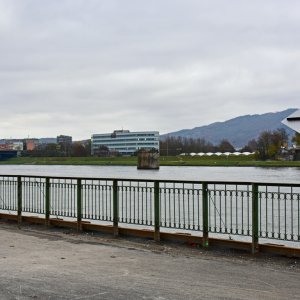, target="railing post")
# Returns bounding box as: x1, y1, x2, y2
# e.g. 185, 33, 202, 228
17, 176, 22, 226
154, 181, 160, 241
113, 179, 119, 237
77, 179, 82, 232
202, 182, 209, 248
45, 178, 50, 226
252, 183, 259, 254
